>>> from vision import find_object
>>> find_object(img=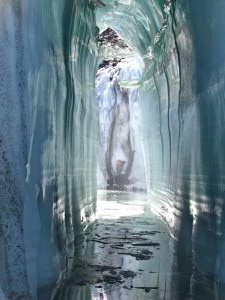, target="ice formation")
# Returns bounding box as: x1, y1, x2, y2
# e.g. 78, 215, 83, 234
0, 0, 225, 299
96, 57, 146, 191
